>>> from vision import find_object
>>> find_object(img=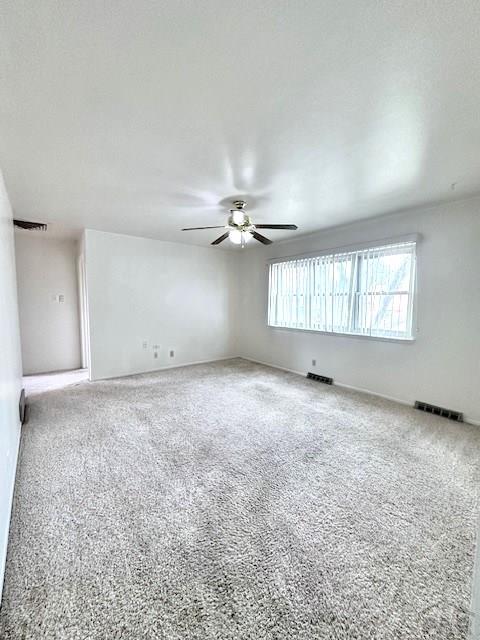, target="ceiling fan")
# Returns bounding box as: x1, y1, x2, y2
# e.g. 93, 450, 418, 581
181, 200, 298, 247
